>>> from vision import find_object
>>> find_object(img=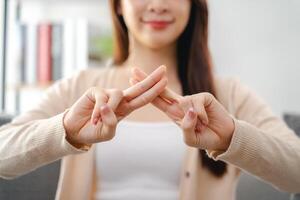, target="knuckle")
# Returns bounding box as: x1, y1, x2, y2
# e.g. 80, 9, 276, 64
163, 77, 168, 84
181, 122, 193, 133
96, 127, 103, 140
181, 123, 189, 131
157, 78, 167, 91
203, 92, 213, 99
109, 88, 122, 96
97, 127, 116, 142
183, 136, 194, 147
195, 136, 202, 146
185, 95, 192, 100
148, 76, 157, 86
107, 118, 118, 128
86, 87, 96, 96
106, 132, 116, 141
202, 92, 214, 106
90, 86, 103, 94
89, 86, 97, 92
124, 104, 133, 115
103, 112, 118, 126
138, 82, 147, 92
179, 96, 189, 105
89, 87, 105, 98
114, 89, 124, 98
140, 96, 149, 106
